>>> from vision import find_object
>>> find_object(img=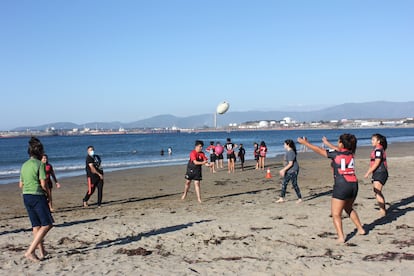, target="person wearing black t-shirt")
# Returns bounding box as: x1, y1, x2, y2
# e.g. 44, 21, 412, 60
83, 146, 104, 208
